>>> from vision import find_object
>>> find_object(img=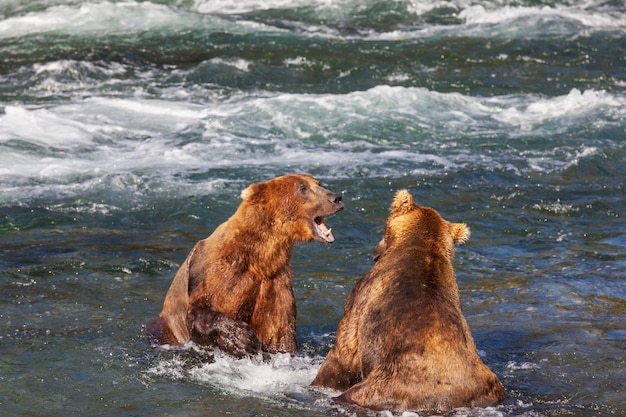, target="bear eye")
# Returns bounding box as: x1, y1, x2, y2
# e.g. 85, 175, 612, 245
298, 182, 308, 195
